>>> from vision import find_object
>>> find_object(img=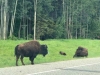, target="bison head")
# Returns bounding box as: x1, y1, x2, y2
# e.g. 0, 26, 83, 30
40, 45, 48, 57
